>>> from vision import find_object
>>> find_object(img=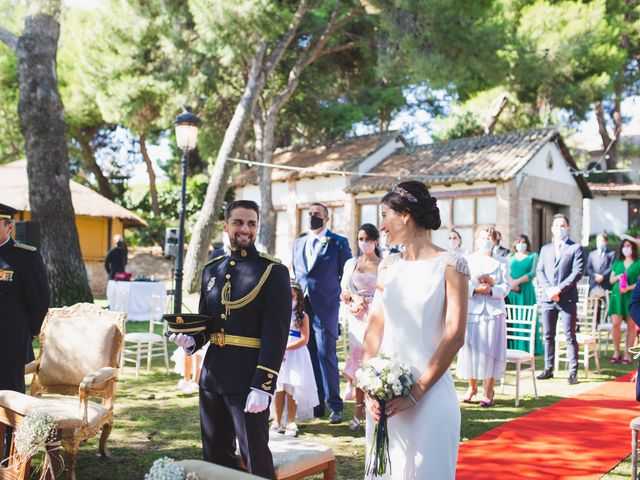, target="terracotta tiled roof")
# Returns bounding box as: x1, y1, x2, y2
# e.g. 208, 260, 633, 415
0, 159, 147, 227
346, 128, 591, 198
231, 132, 404, 186
588, 182, 640, 196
